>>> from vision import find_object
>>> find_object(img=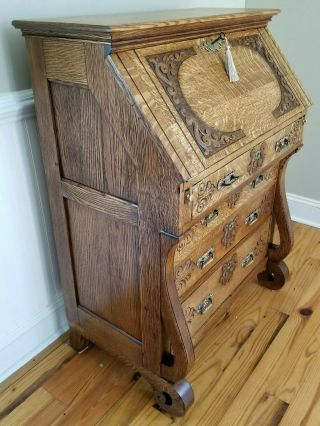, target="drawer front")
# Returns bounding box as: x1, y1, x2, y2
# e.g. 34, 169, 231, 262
182, 218, 271, 342
176, 164, 277, 263
190, 117, 305, 220
175, 186, 275, 297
